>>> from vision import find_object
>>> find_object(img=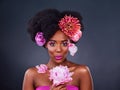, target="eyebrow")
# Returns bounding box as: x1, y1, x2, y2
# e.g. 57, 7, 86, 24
49, 39, 68, 42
